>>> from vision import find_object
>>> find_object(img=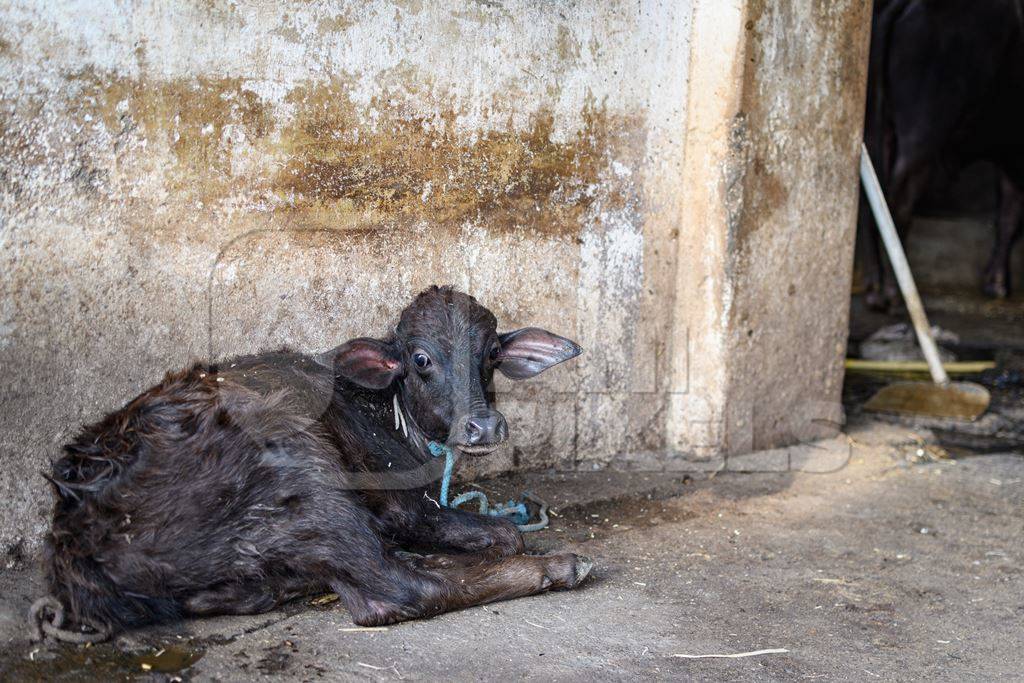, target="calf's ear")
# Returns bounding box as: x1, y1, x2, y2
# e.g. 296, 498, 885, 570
495, 327, 582, 380
332, 338, 404, 389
